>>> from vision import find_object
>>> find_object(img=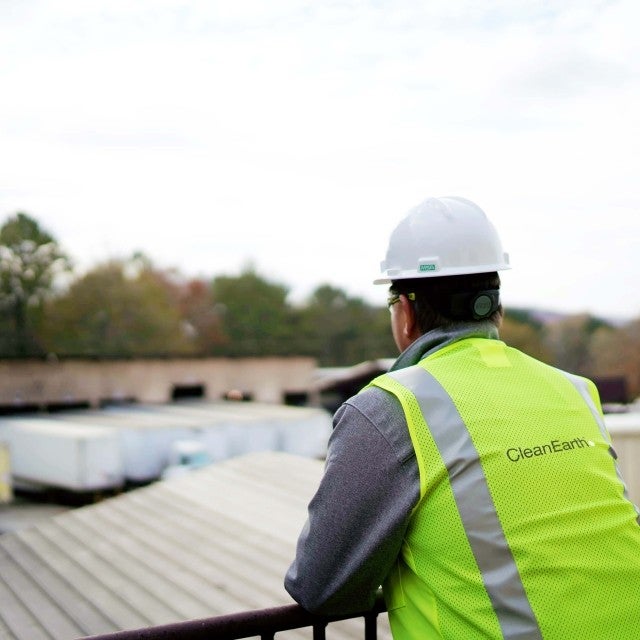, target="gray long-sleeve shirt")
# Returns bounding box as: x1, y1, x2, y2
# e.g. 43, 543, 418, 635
284, 322, 499, 614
